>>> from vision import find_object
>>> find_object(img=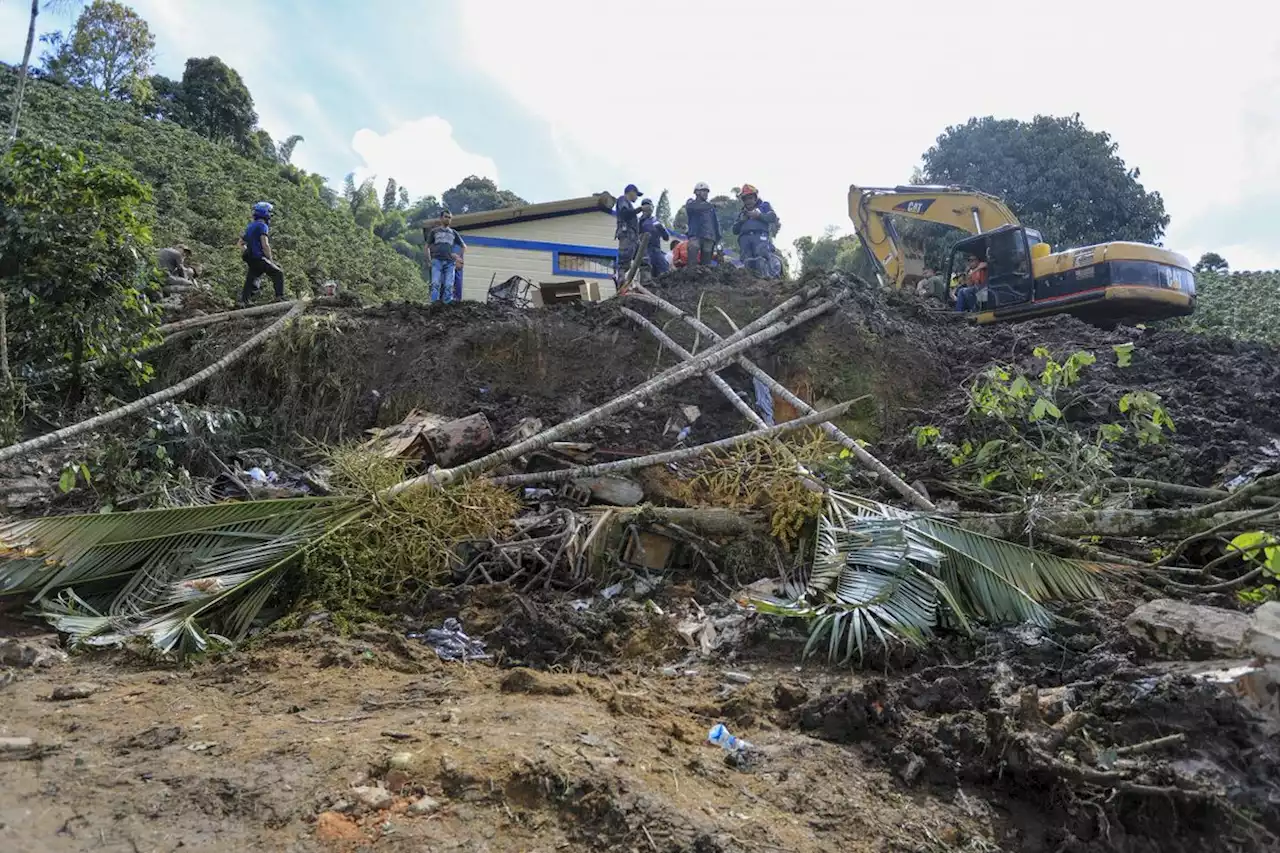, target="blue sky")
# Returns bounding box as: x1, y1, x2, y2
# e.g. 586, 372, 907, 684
3, 1, 1279, 270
